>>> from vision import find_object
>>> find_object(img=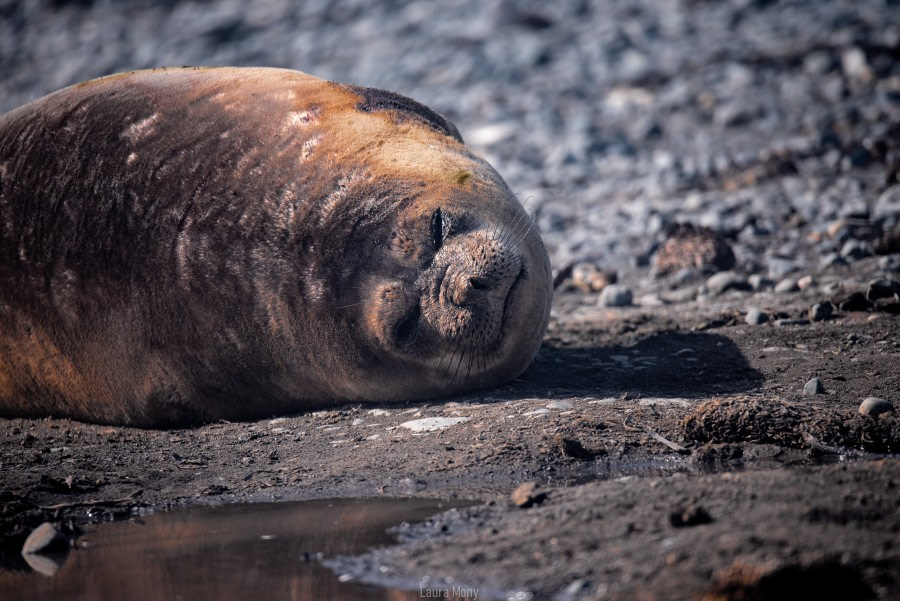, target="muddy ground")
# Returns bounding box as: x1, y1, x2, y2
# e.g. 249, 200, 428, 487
2, 0, 900, 599
2, 291, 898, 599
